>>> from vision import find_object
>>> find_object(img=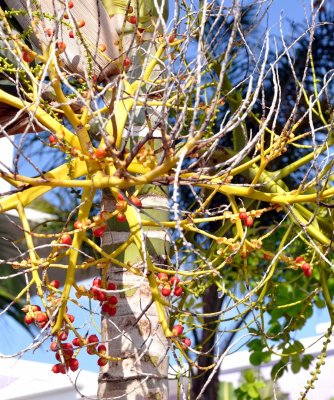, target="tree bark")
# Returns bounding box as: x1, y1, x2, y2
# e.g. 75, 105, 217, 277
97, 2, 170, 398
